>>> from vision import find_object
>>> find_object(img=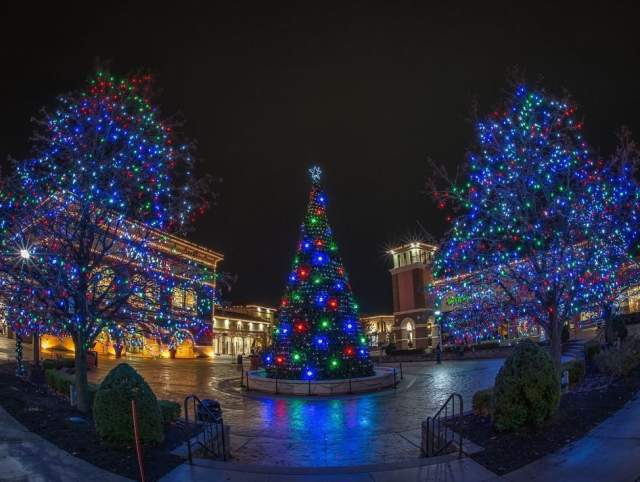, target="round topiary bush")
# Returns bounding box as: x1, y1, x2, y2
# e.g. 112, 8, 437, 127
93, 363, 163, 445
493, 339, 560, 432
